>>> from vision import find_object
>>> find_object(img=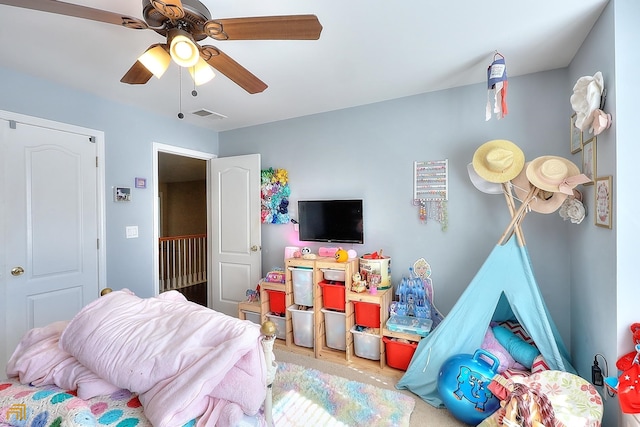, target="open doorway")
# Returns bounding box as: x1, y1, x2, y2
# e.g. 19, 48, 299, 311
154, 144, 215, 306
